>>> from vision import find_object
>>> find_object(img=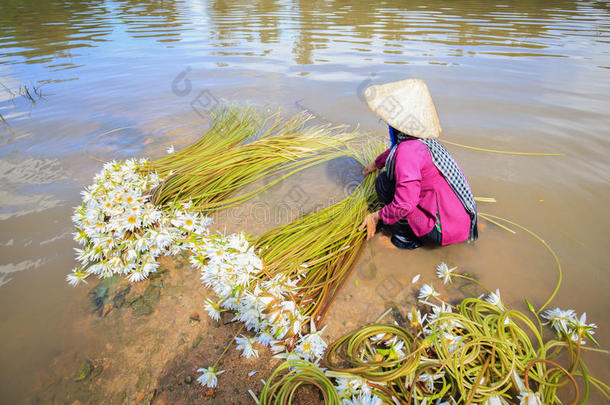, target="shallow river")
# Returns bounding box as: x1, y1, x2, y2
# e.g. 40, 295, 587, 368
0, 0, 609, 403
